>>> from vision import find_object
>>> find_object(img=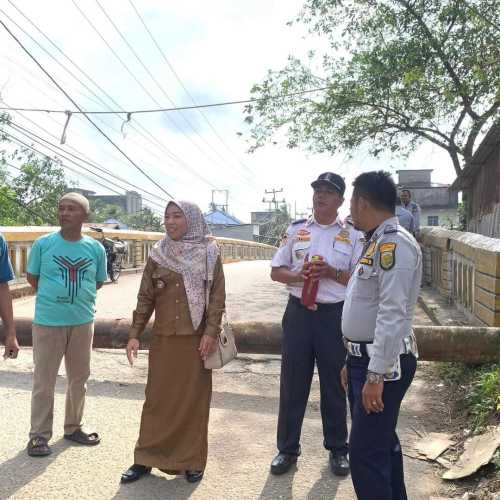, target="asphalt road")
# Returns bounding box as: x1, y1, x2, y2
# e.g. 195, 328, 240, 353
2, 260, 439, 499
